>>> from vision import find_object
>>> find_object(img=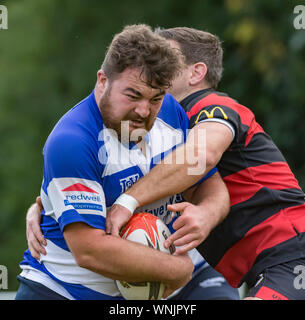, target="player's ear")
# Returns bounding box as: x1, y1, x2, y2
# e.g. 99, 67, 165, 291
189, 62, 207, 86
96, 69, 108, 89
